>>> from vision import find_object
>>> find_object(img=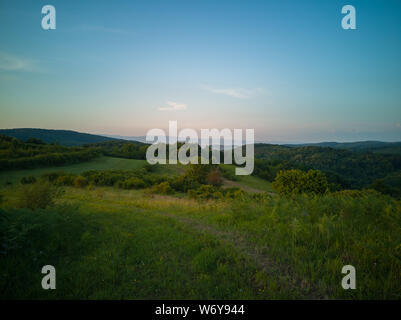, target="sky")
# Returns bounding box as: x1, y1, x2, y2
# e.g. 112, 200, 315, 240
0, 0, 400, 143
